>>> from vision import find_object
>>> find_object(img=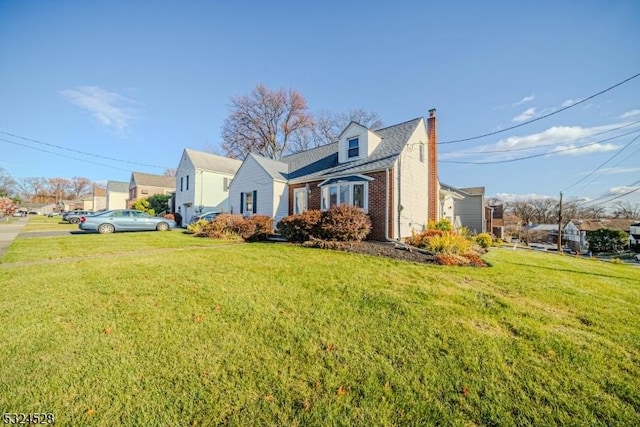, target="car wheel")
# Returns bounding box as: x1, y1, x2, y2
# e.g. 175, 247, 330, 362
156, 222, 170, 231
69, 217, 80, 224
98, 223, 115, 234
